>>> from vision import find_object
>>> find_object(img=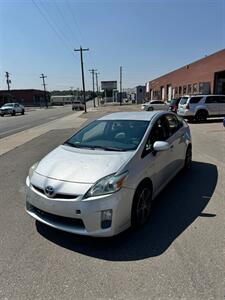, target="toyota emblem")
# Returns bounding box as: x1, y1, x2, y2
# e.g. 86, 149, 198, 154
44, 186, 55, 198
